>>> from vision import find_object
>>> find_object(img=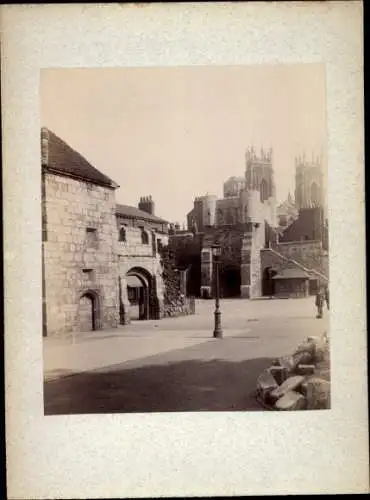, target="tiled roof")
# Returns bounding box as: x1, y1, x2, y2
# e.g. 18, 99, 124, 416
42, 127, 118, 189
116, 203, 168, 224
